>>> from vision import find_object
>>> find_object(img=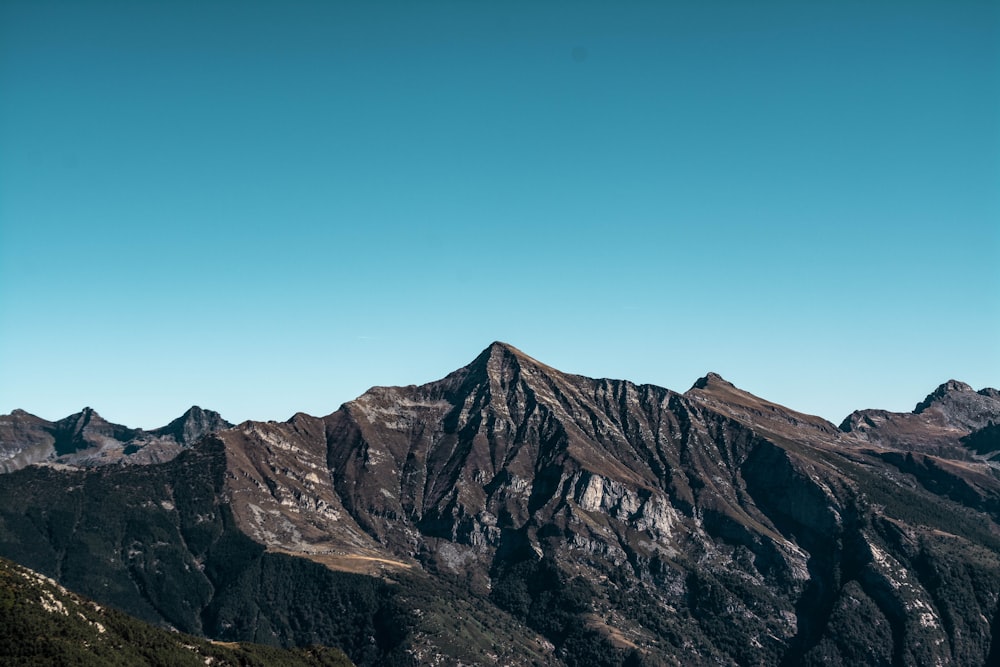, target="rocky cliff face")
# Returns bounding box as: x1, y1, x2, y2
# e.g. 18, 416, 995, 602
1, 343, 999, 666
